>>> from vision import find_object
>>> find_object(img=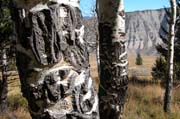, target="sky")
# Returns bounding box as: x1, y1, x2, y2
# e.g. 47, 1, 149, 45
80, 0, 170, 16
